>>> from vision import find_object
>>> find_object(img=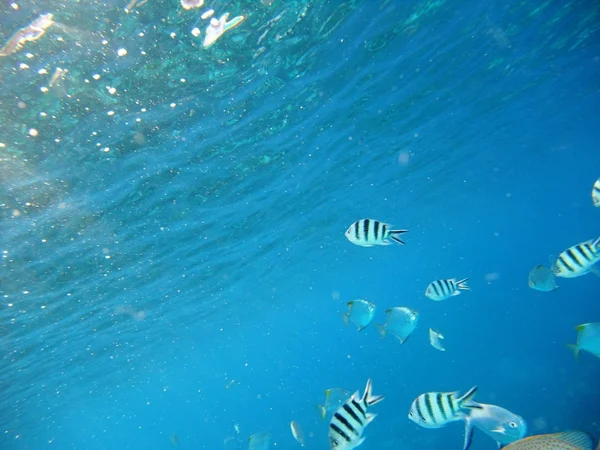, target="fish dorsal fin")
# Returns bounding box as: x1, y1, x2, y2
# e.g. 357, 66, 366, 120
457, 386, 478, 407
552, 431, 594, 449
